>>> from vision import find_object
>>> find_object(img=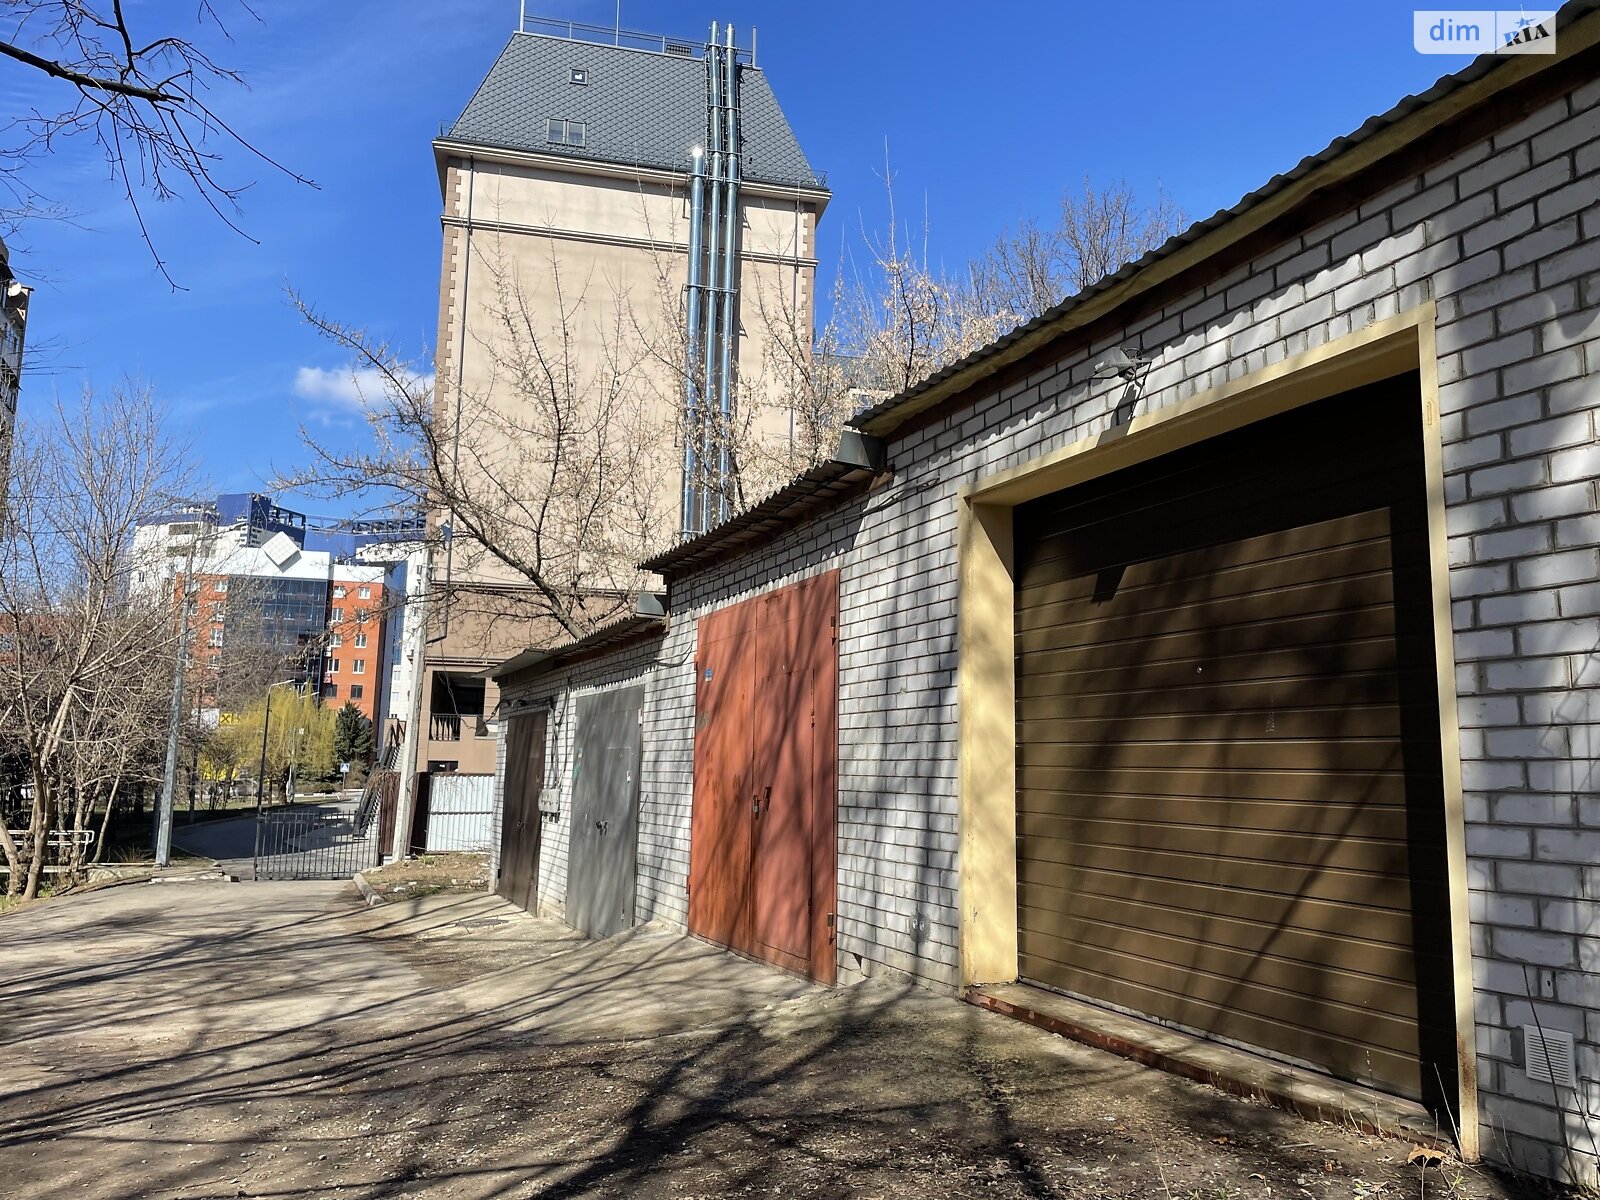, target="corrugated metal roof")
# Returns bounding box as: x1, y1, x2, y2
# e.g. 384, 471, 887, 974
446, 33, 826, 190
849, 0, 1599, 437
489, 612, 668, 682
640, 433, 887, 576
639, 460, 879, 576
